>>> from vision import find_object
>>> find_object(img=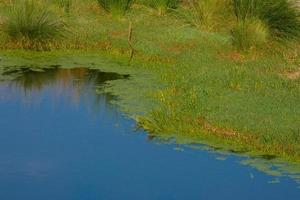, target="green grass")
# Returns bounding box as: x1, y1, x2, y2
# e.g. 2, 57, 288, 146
0, 0, 300, 163
50, 0, 73, 13
233, 0, 300, 40
182, 0, 224, 31
1, 0, 66, 49
96, 0, 134, 17
141, 0, 179, 15
231, 18, 269, 50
